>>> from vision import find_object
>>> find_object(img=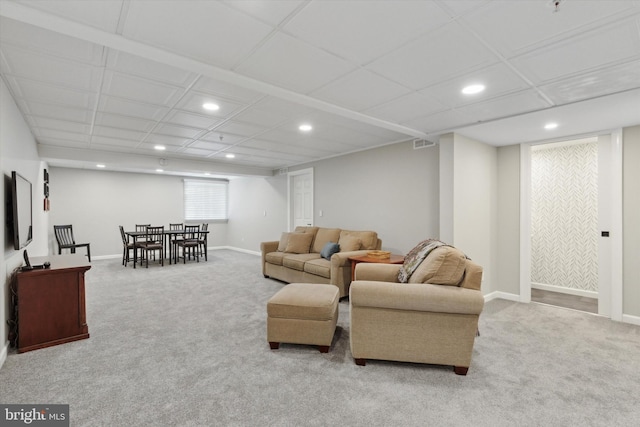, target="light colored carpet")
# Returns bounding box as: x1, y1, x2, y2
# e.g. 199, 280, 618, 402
1, 250, 639, 426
